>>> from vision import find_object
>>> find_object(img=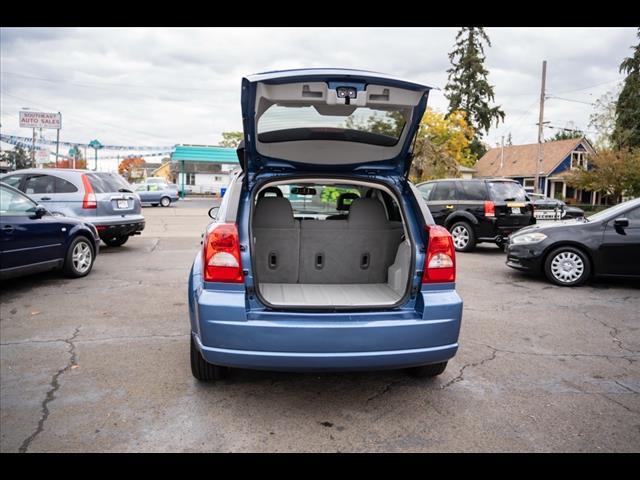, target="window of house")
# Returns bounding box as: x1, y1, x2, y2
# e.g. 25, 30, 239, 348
523, 178, 535, 189
571, 151, 589, 170
184, 173, 195, 186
